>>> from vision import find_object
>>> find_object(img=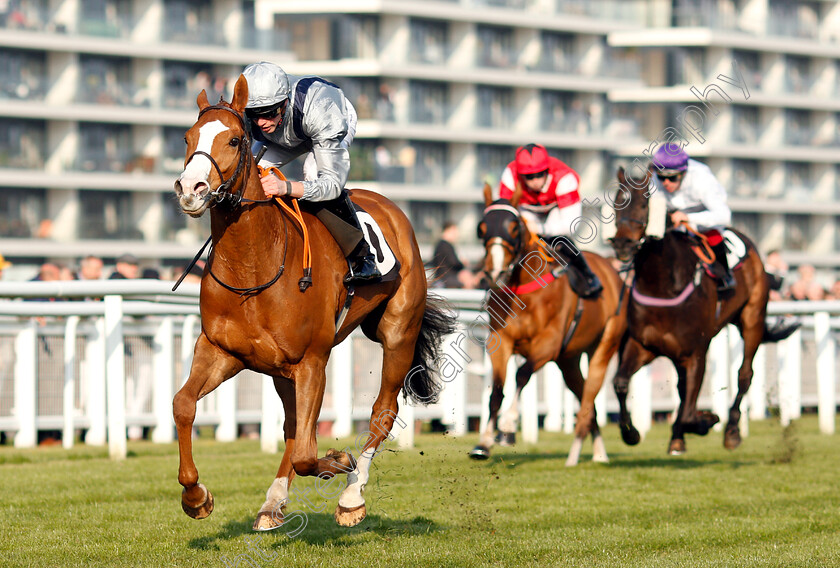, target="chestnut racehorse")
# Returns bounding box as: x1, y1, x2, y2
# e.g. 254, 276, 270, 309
608, 167, 798, 455
469, 183, 627, 465
173, 75, 455, 530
